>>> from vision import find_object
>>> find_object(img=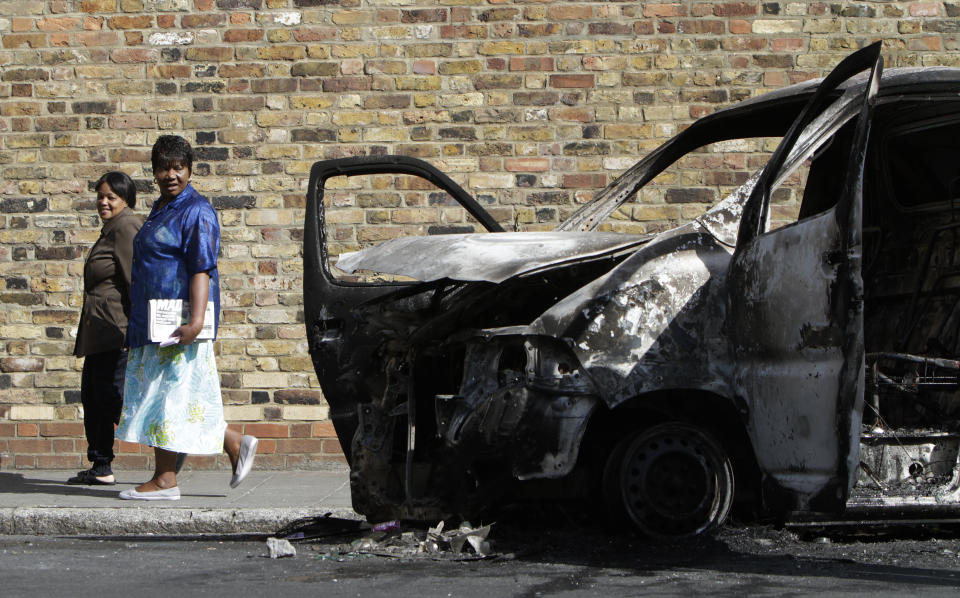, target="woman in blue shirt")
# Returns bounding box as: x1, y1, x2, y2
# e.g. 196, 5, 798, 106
116, 135, 257, 500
